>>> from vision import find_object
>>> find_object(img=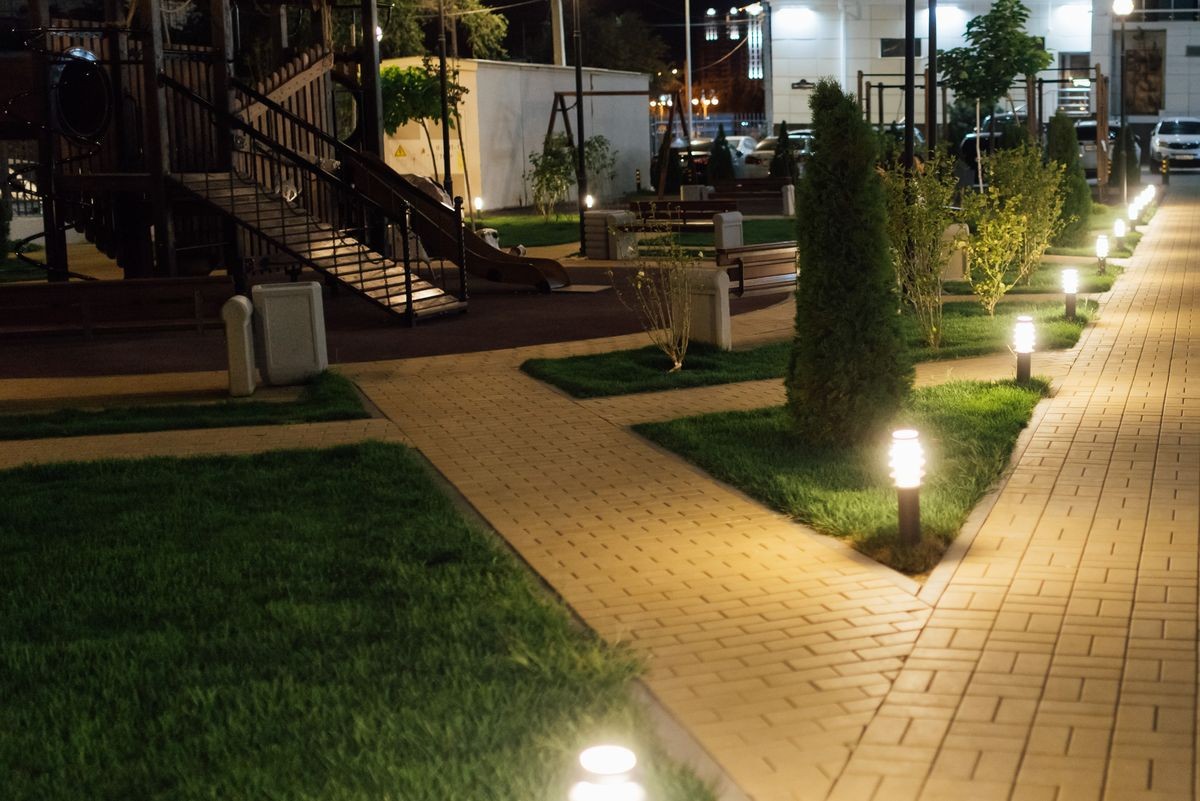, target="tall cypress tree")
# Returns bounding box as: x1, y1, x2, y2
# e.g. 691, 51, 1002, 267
786, 80, 912, 445
708, 124, 736, 182
1047, 111, 1091, 246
